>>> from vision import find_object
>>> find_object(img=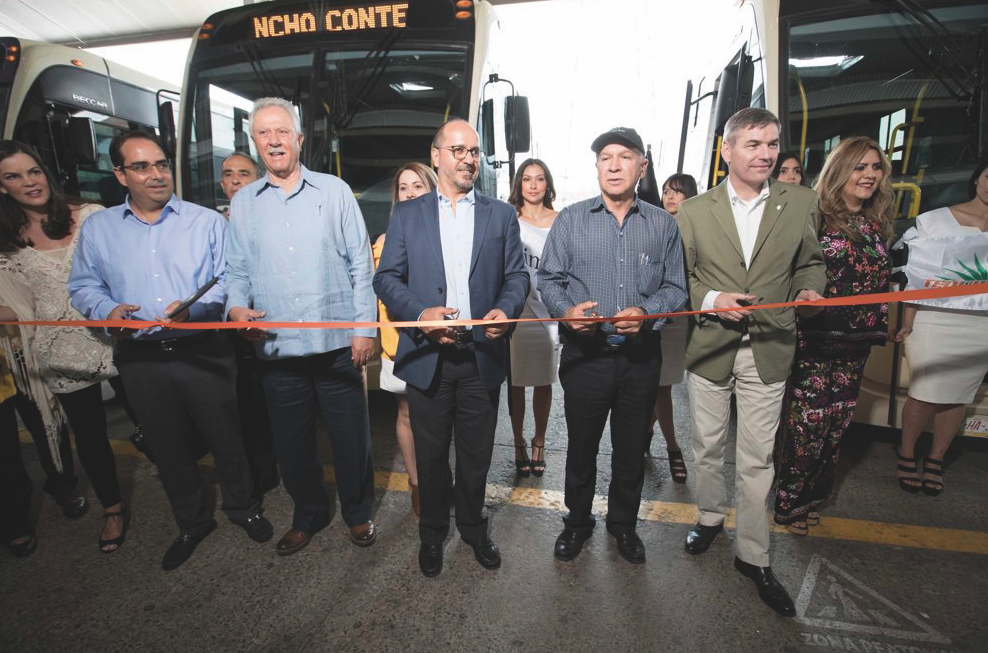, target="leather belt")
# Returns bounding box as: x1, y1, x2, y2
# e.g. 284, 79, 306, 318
117, 330, 216, 352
